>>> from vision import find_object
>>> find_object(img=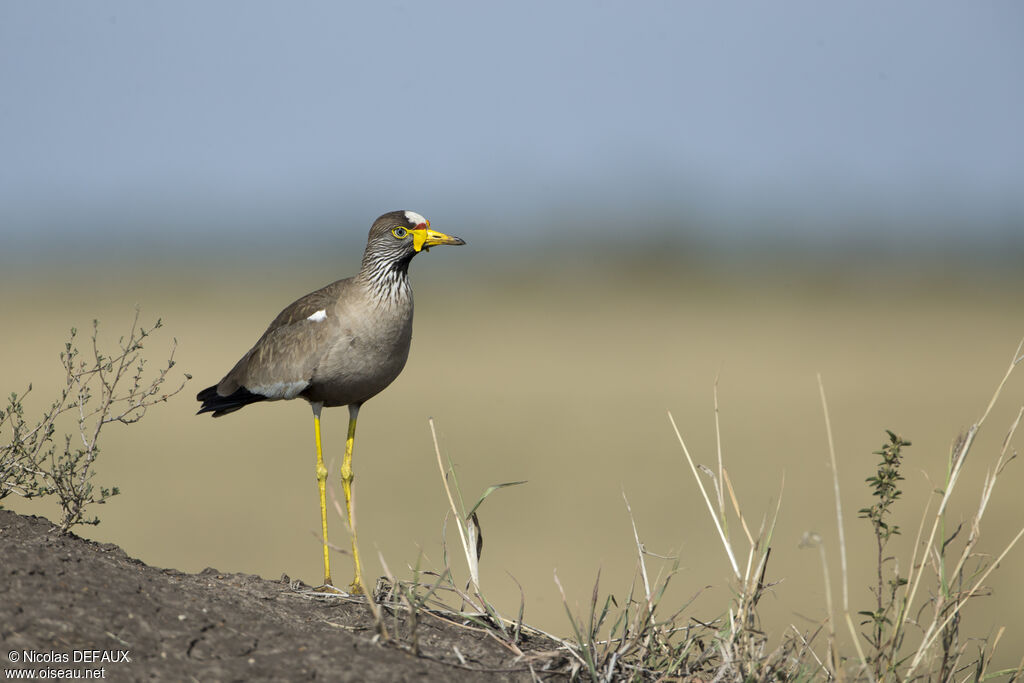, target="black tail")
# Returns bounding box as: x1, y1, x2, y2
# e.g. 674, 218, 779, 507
196, 384, 268, 417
